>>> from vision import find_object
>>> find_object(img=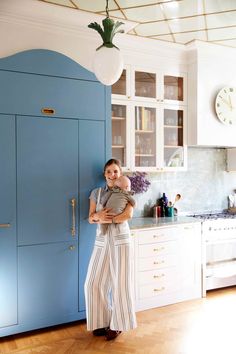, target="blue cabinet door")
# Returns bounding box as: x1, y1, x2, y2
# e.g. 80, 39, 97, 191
0, 115, 17, 328
17, 115, 79, 323
18, 241, 78, 324
17, 116, 78, 245
78, 120, 107, 311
